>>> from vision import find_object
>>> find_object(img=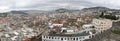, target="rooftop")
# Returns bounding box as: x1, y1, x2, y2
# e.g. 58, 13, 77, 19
48, 31, 90, 37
